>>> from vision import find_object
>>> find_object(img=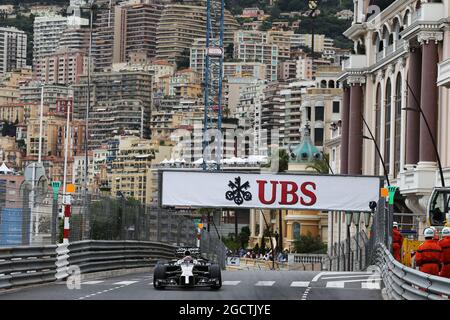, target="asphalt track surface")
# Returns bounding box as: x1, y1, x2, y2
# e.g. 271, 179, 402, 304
0, 270, 383, 300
